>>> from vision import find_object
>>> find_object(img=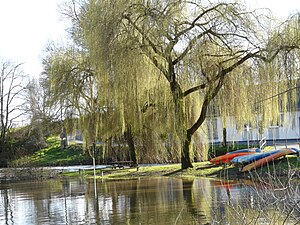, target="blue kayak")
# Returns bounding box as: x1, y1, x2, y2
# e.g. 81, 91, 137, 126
290, 147, 300, 154
228, 148, 261, 154
231, 149, 281, 164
